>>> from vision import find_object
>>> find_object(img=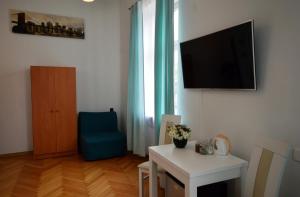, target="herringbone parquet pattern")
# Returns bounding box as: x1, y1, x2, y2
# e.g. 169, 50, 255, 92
0, 154, 164, 197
